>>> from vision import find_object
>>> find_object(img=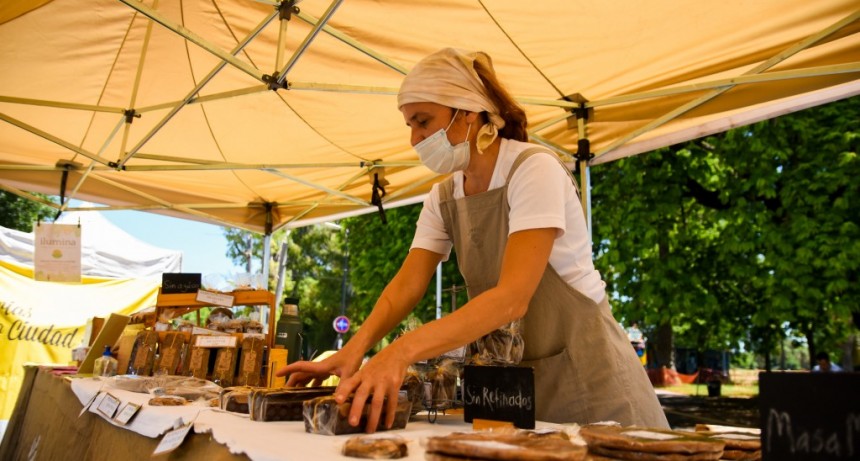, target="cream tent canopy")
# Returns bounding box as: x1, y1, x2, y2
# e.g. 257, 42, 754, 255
1, 0, 858, 234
